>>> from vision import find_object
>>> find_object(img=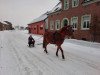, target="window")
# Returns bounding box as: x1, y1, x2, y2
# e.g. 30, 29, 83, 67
61, 18, 69, 27
71, 17, 78, 30
34, 26, 36, 30
72, 0, 79, 7
40, 27, 43, 30
55, 20, 60, 30
34, 28, 36, 30
64, 0, 69, 10
84, 0, 93, 3
81, 15, 91, 30
82, 0, 98, 6
40, 25, 43, 30
50, 21, 54, 30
